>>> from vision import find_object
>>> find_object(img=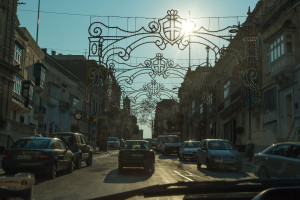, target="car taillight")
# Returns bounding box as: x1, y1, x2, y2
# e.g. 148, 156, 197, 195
38, 152, 49, 160
252, 153, 257, 161
3, 151, 9, 160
